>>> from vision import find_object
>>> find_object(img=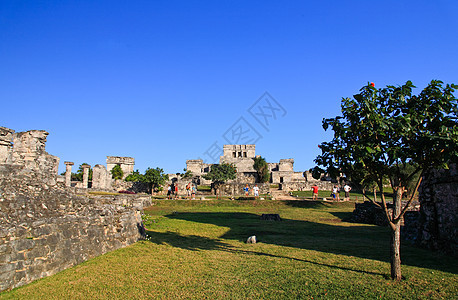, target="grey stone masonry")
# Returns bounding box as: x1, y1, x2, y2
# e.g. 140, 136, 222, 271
0, 127, 14, 163
10, 130, 60, 185
64, 161, 74, 187
92, 164, 111, 190
0, 164, 145, 292
106, 156, 134, 179
418, 164, 458, 255
82, 164, 91, 188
